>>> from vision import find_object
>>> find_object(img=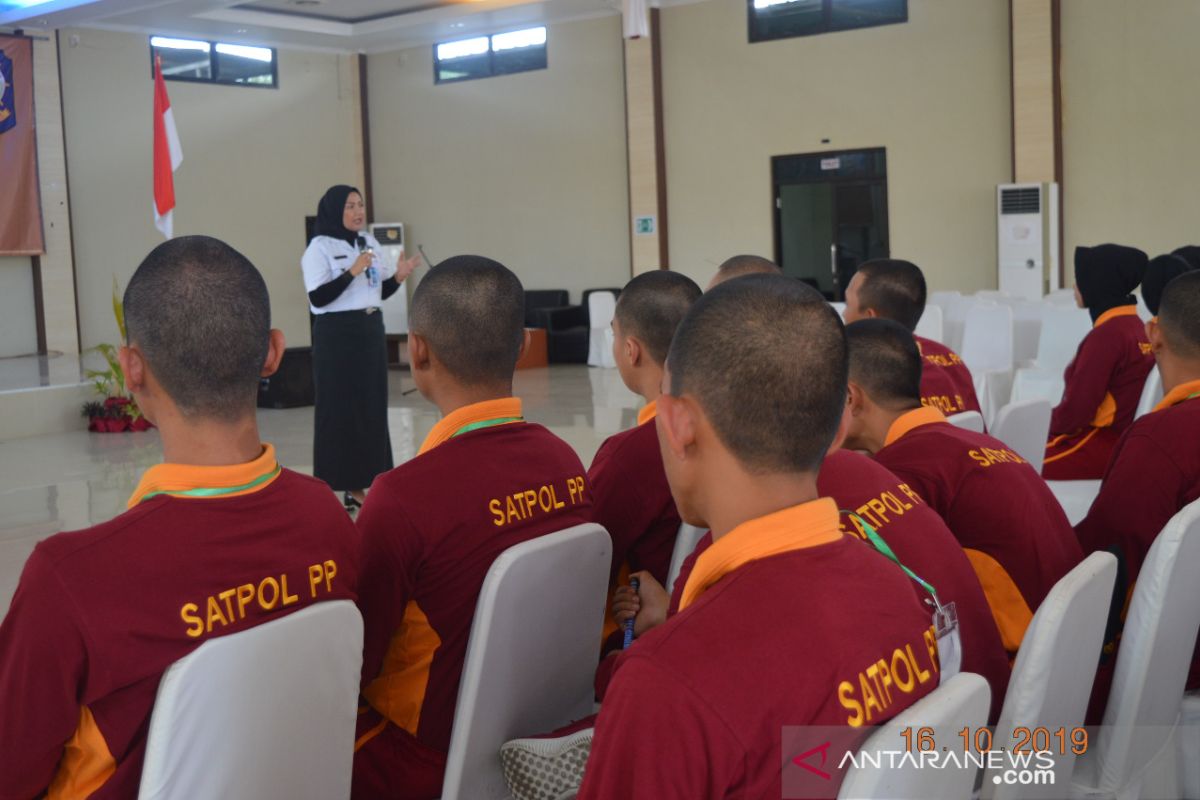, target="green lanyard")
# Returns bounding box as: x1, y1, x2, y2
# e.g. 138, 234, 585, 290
139, 464, 282, 504
844, 510, 939, 601
451, 417, 524, 438
1188, 392, 1200, 401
